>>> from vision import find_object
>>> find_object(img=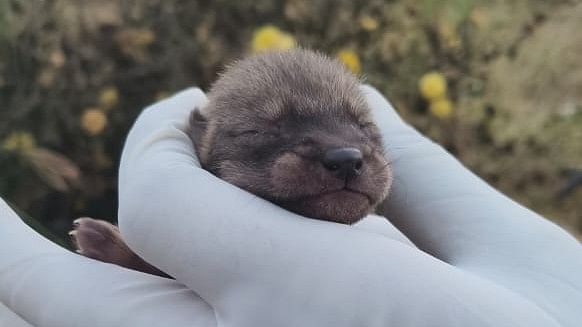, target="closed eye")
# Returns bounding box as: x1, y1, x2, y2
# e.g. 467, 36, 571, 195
226, 129, 260, 138
237, 130, 260, 137
230, 130, 280, 139
358, 122, 376, 130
